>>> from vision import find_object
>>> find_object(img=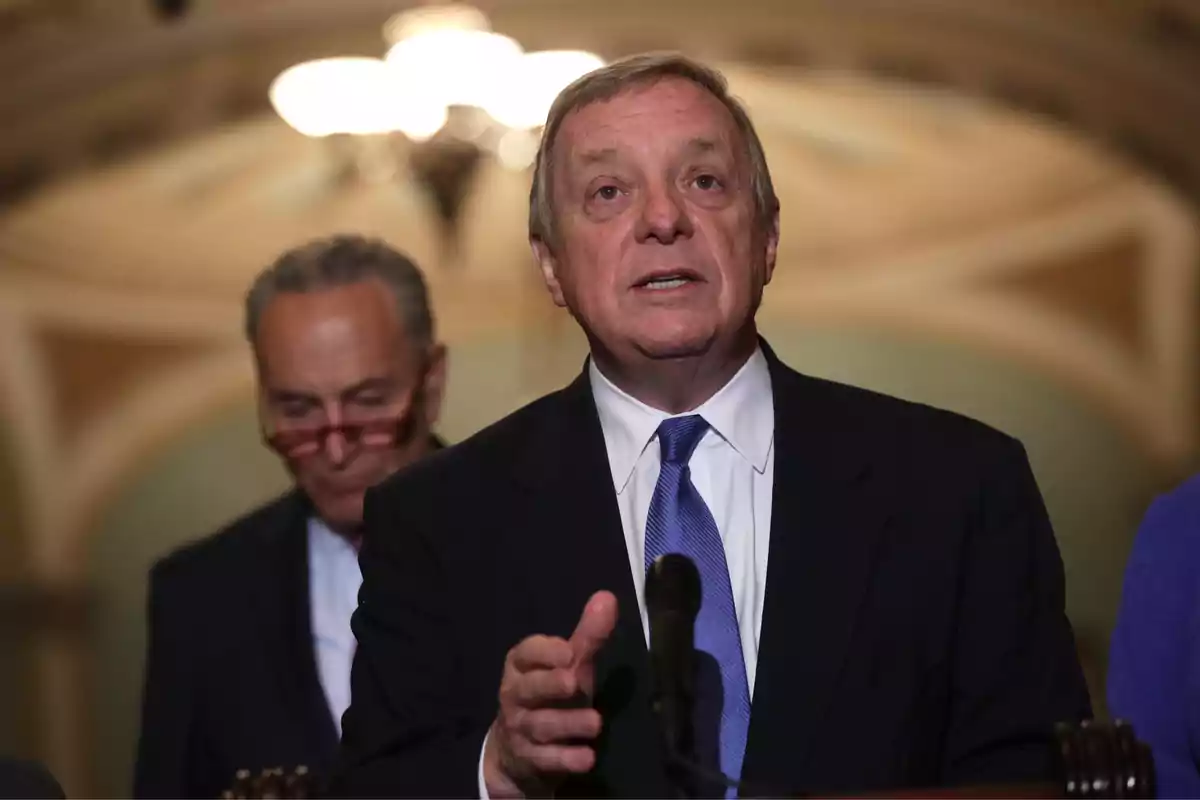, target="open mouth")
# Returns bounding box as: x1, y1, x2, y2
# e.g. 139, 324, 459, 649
634, 270, 704, 290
